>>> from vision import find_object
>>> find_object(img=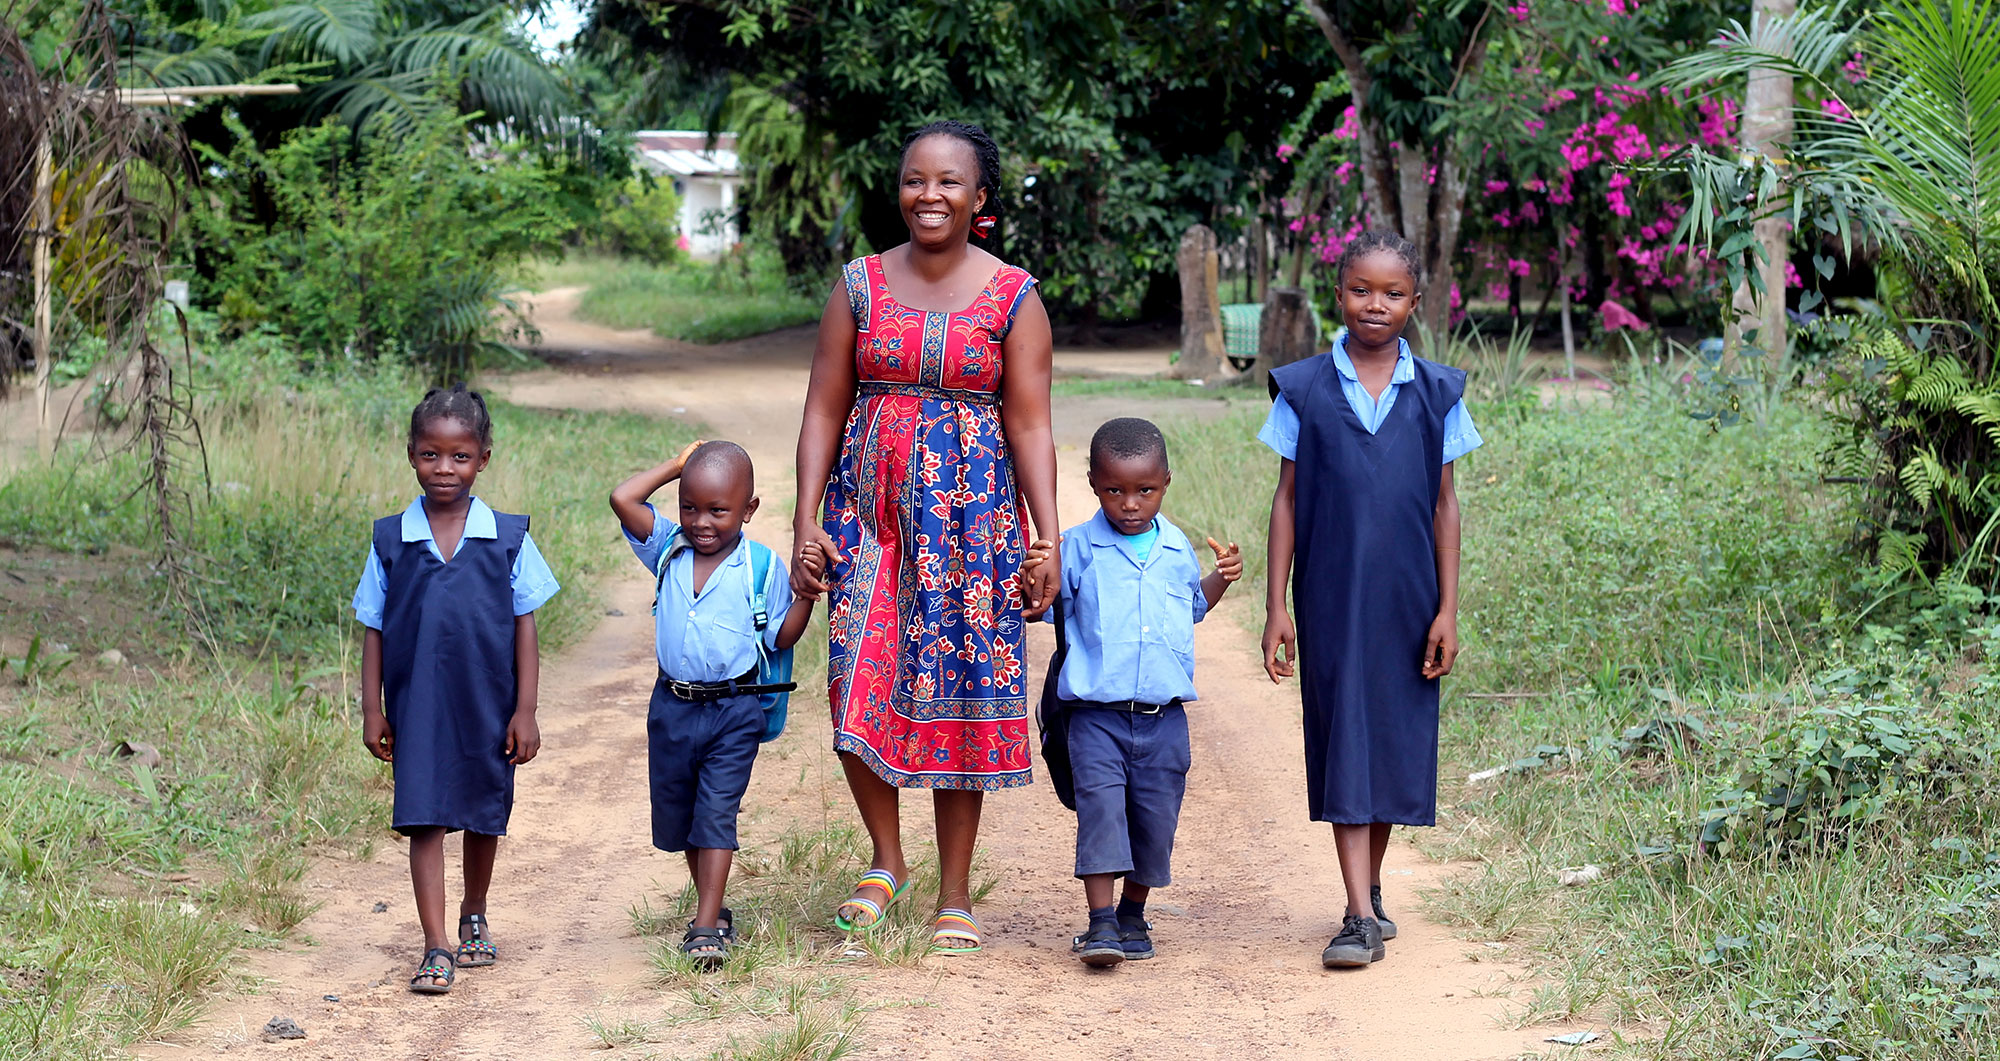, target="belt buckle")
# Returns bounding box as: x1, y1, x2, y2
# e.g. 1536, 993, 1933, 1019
1131, 700, 1162, 715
